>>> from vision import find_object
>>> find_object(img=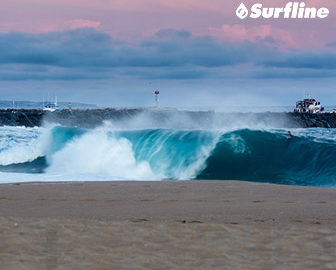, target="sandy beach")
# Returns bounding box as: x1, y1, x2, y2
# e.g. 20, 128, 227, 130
1, 180, 336, 269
